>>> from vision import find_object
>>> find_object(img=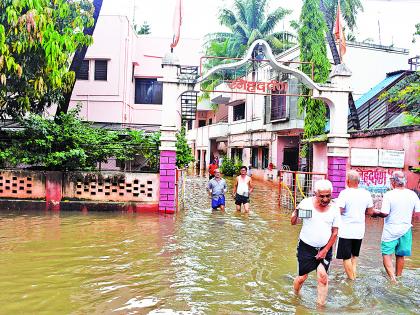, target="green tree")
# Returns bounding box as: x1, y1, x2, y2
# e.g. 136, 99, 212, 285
135, 21, 151, 35
57, 0, 103, 117
206, 0, 295, 59
413, 23, 420, 42
380, 71, 420, 125
298, 0, 331, 139
219, 156, 242, 176
0, 107, 160, 171
175, 126, 195, 168
0, 0, 96, 119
